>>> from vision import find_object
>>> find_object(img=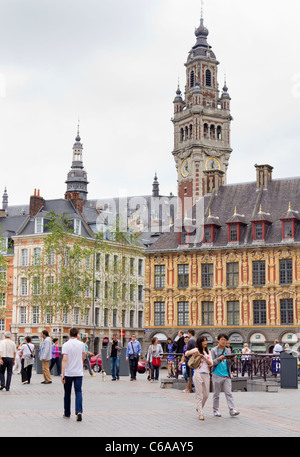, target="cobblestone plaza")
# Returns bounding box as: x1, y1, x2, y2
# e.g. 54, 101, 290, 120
0, 371, 299, 438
